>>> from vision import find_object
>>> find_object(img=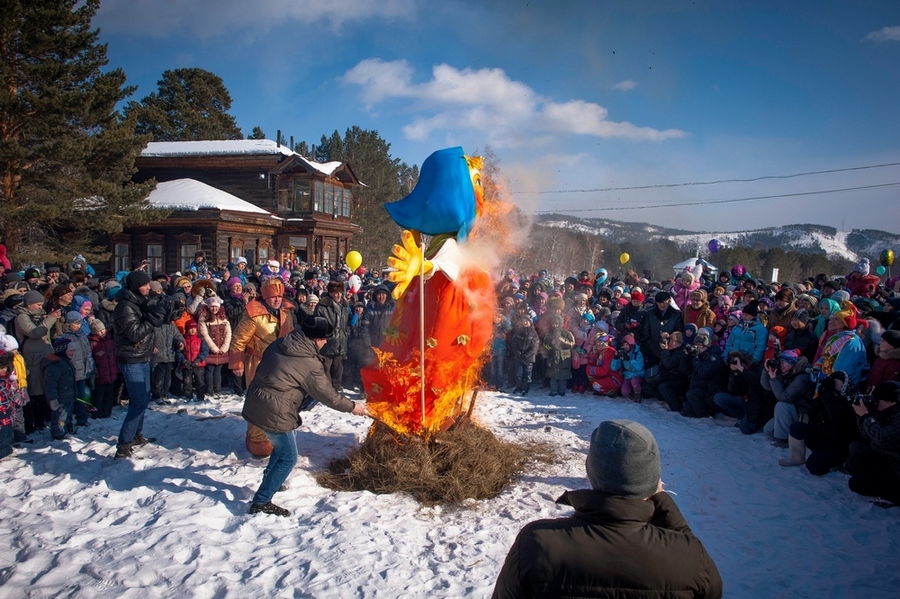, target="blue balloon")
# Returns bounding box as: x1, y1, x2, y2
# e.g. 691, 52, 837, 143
708, 239, 722, 253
